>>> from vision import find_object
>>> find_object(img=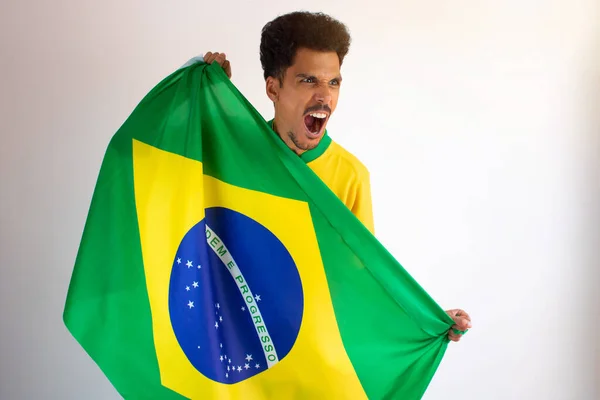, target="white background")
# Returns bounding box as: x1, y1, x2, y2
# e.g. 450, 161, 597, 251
1, 0, 598, 399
